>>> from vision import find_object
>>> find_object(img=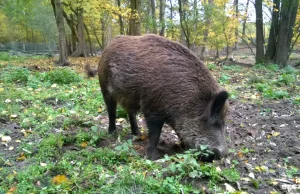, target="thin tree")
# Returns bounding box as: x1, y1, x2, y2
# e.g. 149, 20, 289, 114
255, 0, 264, 64
159, 0, 166, 36
129, 0, 141, 35
51, 0, 70, 66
